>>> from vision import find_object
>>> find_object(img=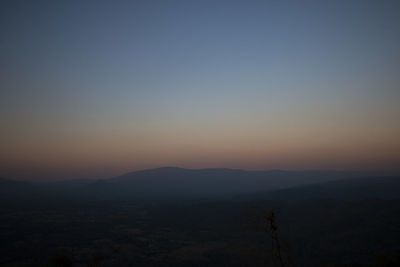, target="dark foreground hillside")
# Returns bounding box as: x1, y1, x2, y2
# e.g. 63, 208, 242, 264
0, 176, 399, 266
